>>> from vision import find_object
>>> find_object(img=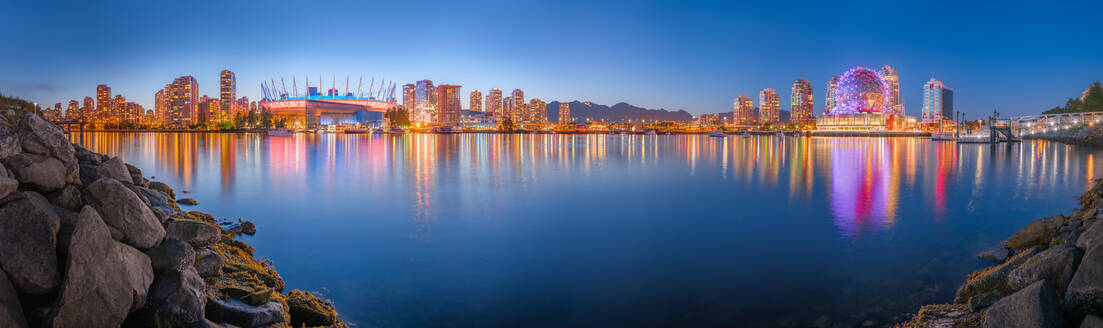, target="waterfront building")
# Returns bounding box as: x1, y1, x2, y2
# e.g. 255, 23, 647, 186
921, 78, 953, 123
436, 84, 461, 125
529, 98, 546, 123
816, 66, 917, 131
67, 100, 79, 120
402, 83, 415, 109
486, 89, 502, 118
220, 69, 236, 121
558, 102, 570, 124
95, 84, 111, 123
758, 88, 779, 124
503, 97, 513, 121
167, 75, 199, 127
734, 94, 754, 125
112, 95, 125, 124
125, 102, 142, 124
510, 89, 524, 122
470, 90, 482, 112
698, 113, 721, 127
790, 79, 814, 123
880, 65, 902, 115
82, 96, 93, 122
824, 75, 840, 115
414, 80, 436, 122
154, 89, 166, 124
